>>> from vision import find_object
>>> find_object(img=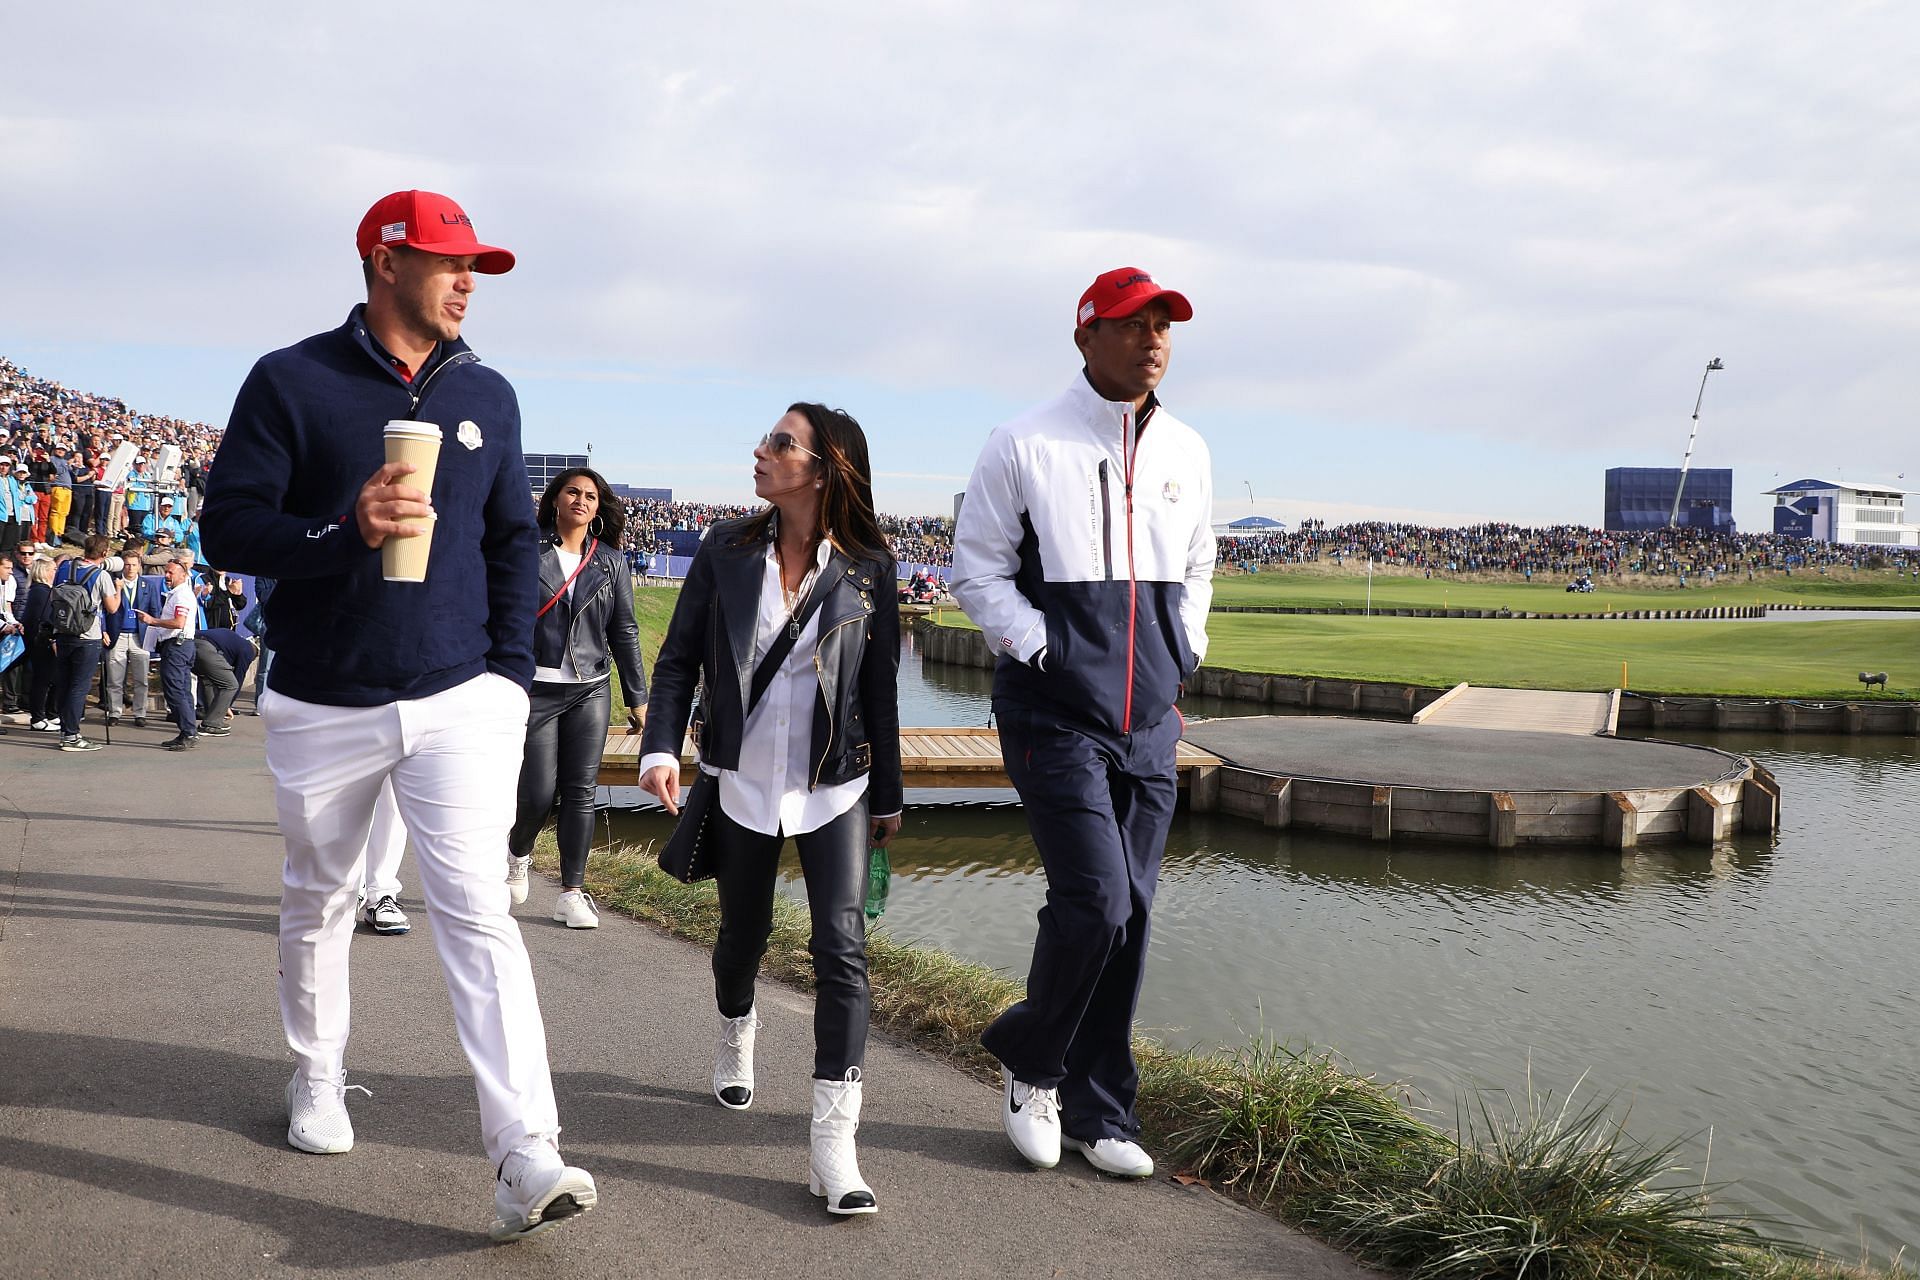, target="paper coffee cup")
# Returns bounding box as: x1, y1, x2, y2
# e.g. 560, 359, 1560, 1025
382, 421, 442, 583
